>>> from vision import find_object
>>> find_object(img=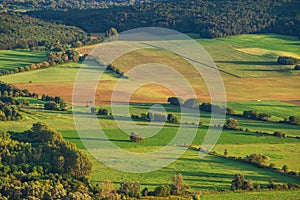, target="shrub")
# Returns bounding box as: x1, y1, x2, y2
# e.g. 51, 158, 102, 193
288, 116, 300, 125
183, 98, 199, 109
130, 132, 143, 142
44, 101, 58, 110
167, 97, 184, 106
170, 174, 190, 196
98, 108, 108, 115
119, 182, 140, 198
167, 113, 178, 123
153, 185, 170, 197
277, 56, 300, 65
294, 65, 300, 70
224, 118, 238, 129
273, 131, 285, 138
